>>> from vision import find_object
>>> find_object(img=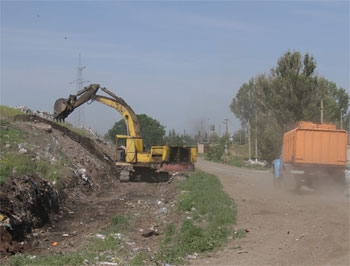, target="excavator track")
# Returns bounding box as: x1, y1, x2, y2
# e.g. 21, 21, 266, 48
118, 166, 134, 182
119, 166, 169, 183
